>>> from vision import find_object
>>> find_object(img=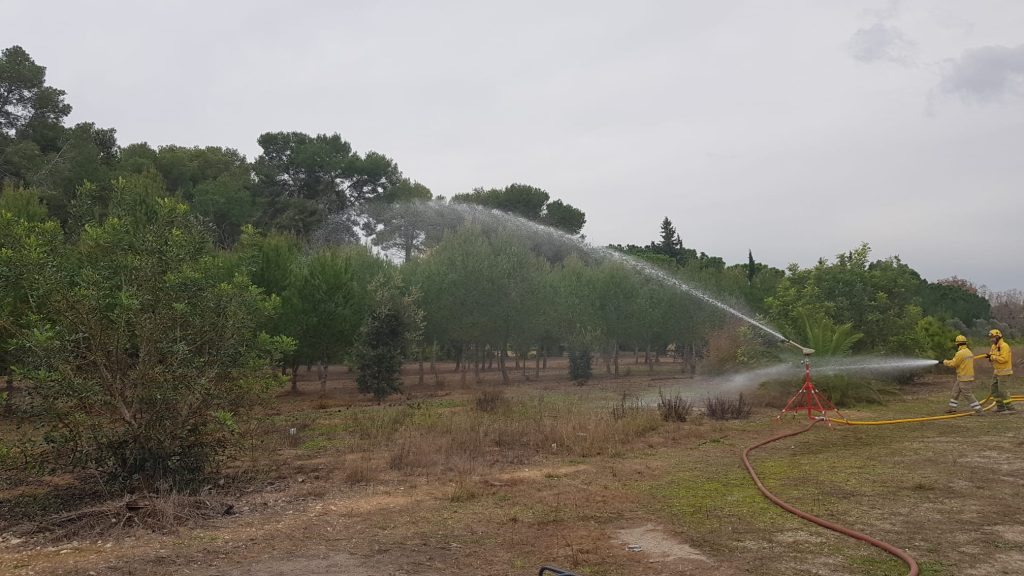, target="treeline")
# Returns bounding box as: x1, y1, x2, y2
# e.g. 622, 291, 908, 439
0, 46, 586, 249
